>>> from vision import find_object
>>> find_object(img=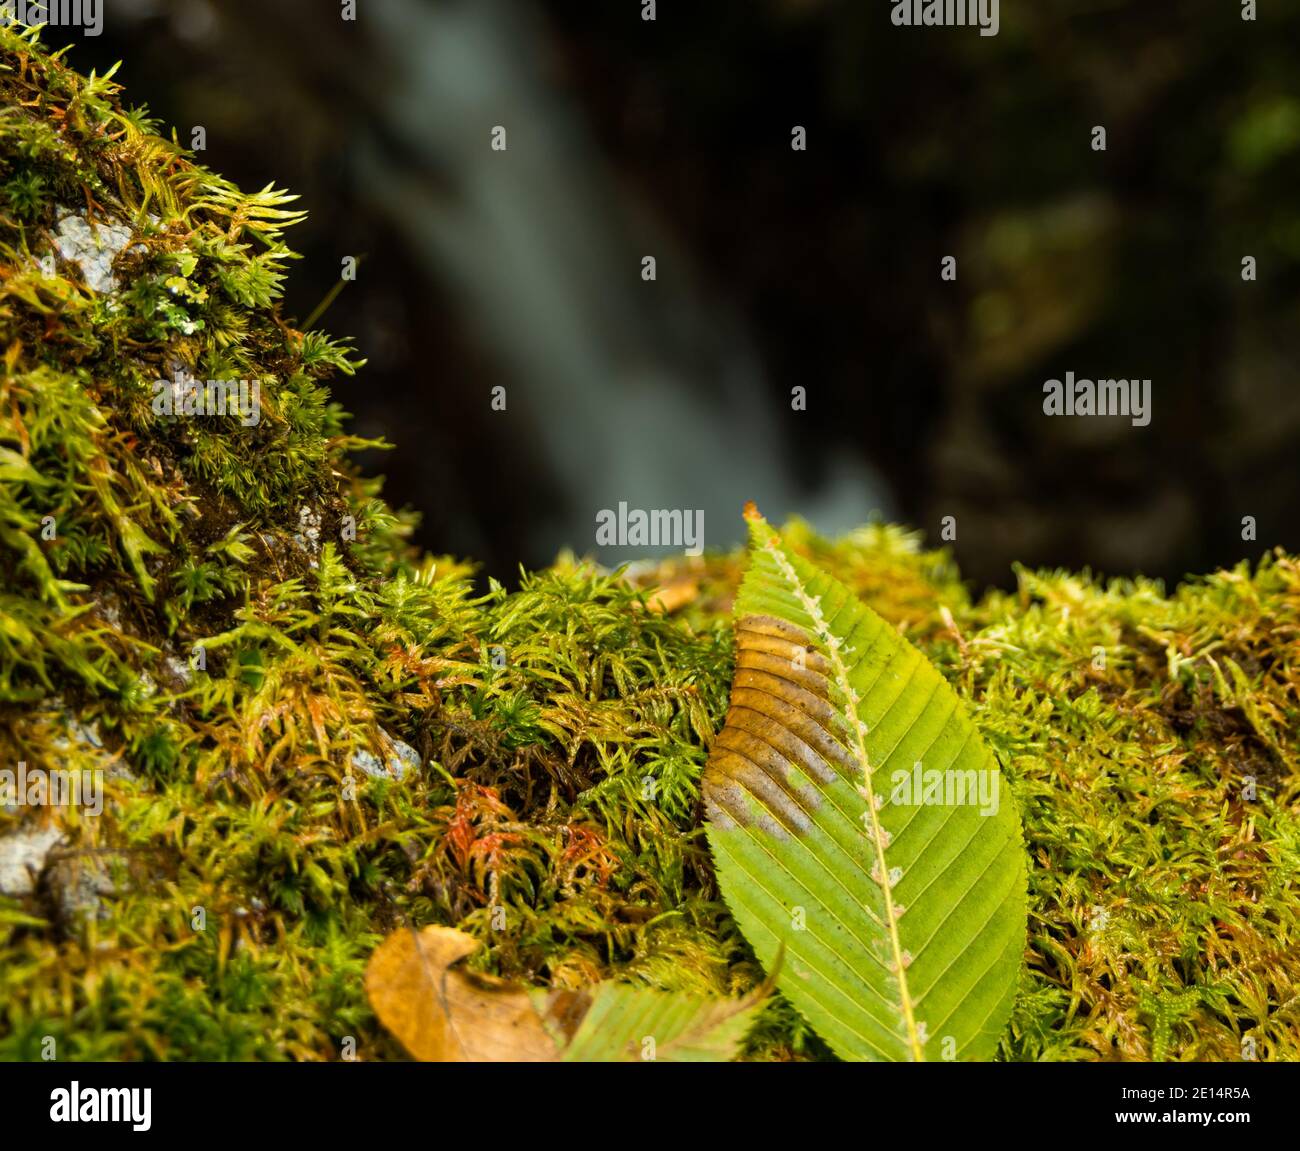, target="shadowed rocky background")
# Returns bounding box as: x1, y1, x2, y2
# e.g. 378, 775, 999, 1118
65, 0, 1300, 586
